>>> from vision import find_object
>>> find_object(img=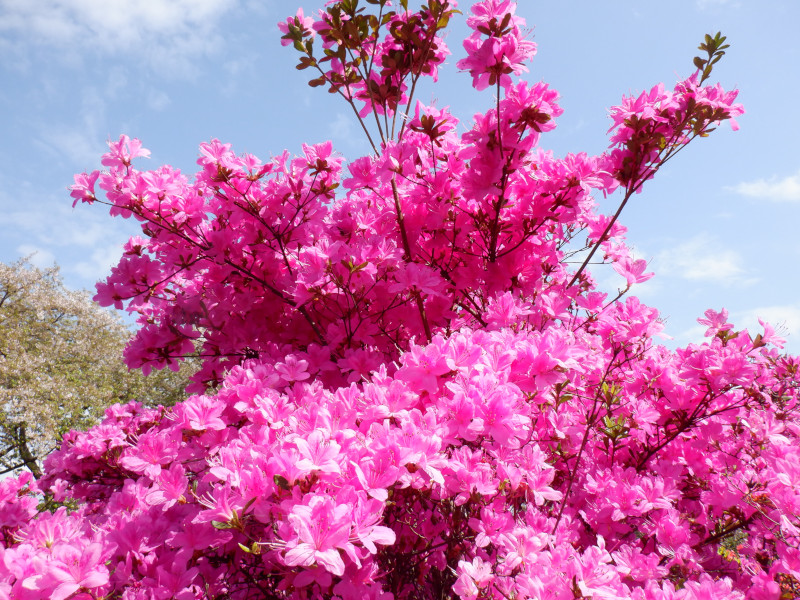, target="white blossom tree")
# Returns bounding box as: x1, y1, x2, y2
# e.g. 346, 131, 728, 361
0, 258, 192, 477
